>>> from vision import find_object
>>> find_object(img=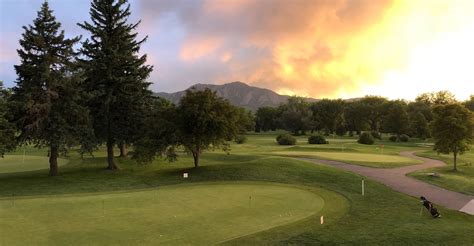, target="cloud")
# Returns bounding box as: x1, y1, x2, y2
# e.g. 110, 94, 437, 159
139, 0, 394, 98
